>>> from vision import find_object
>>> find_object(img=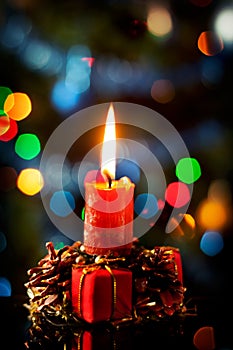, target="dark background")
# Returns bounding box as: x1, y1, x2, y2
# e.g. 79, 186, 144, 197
0, 0, 233, 349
